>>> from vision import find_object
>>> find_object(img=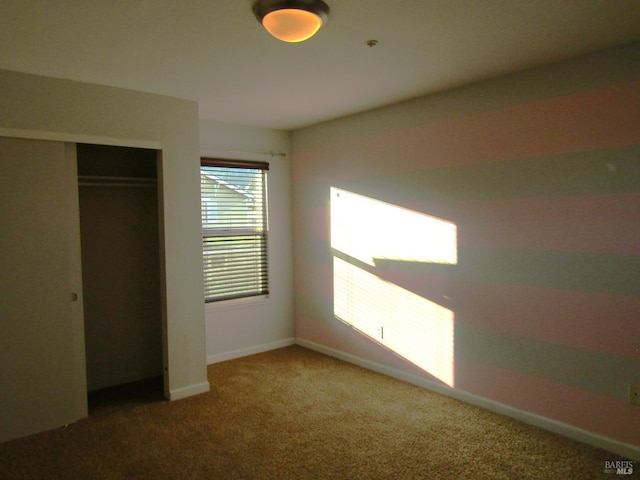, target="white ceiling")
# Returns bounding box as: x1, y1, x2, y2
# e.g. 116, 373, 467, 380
1, 1, 640, 130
